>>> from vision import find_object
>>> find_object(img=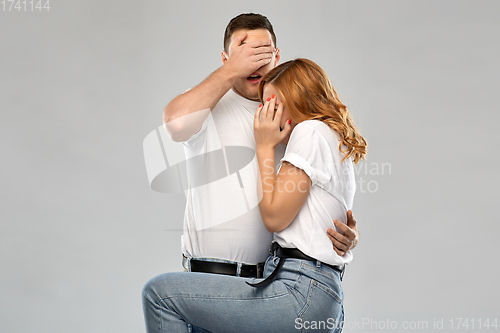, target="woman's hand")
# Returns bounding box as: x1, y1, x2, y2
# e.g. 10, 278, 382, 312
254, 95, 292, 149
